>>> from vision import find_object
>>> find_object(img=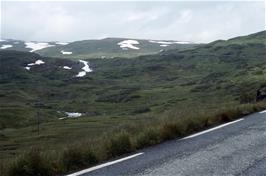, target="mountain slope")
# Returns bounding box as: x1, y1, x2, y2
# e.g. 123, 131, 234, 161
37, 38, 198, 59
0, 39, 64, 52
1, 31, 265, 129
209, 30, 266, 46
0, 31, 265, 163
0, 38, 198, 59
